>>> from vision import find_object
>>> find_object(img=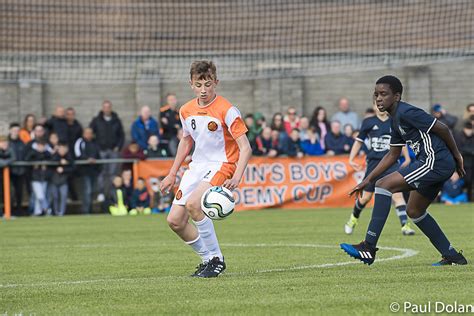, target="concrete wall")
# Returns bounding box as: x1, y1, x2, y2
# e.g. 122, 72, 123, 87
1, 60, 472, 141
